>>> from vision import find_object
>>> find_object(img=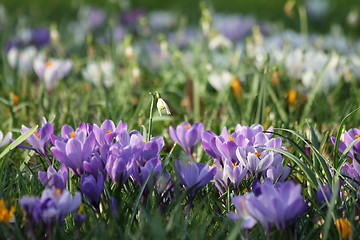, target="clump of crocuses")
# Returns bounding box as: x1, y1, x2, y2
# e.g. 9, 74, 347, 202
20, 188, 81, 237
228, 180, 308, 238
202, 124, 289, 194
